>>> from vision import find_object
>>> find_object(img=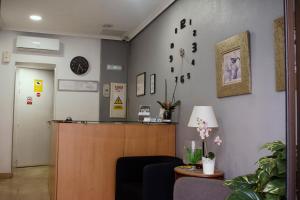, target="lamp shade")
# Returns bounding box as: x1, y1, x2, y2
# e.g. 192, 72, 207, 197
188, 106, 218, 128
